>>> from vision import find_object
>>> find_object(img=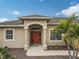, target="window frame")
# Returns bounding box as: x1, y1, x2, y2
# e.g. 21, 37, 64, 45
49, 29, 63, 42
4, 28, 15, 41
